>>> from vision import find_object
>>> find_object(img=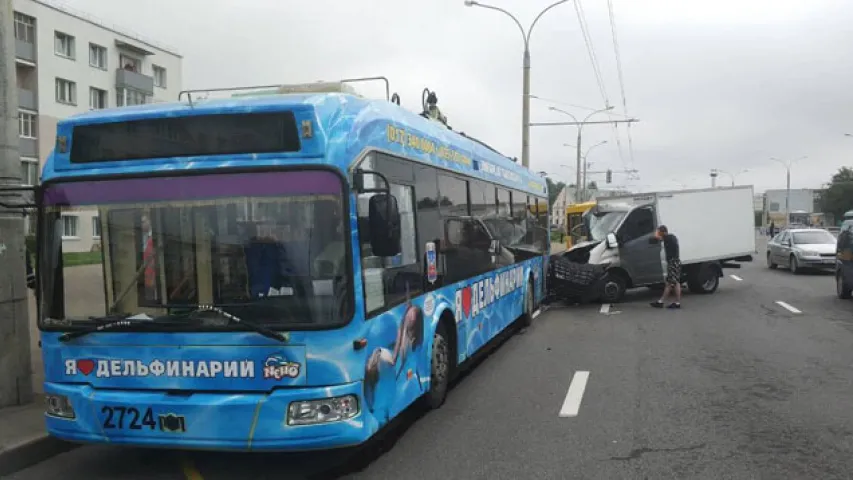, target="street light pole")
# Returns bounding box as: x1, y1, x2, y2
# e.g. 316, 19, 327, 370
563, 141, 606, 200
770, 156, 807, 226
579, 141, 607, 198
711, 168, 748, 187
549, 106, 613, 201
465, 0, 570, 169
